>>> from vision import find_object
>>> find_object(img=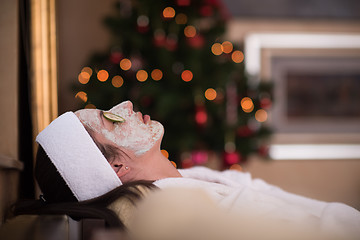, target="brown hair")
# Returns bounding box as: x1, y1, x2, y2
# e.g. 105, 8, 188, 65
10, 145, 156, 229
